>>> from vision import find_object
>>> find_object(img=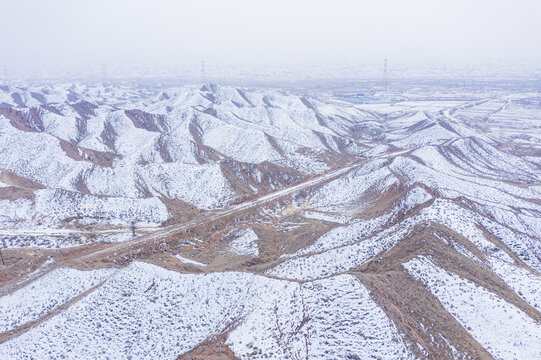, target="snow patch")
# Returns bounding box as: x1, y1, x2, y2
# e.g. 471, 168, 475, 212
227, 228, 259, 256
